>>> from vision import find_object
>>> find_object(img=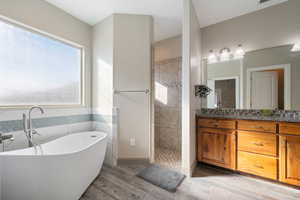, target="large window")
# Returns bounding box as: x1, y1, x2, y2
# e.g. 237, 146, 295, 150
0, 19, 83, 107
